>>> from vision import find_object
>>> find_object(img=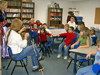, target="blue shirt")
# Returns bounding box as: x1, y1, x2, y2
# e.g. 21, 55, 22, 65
94, 51, 100, 64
